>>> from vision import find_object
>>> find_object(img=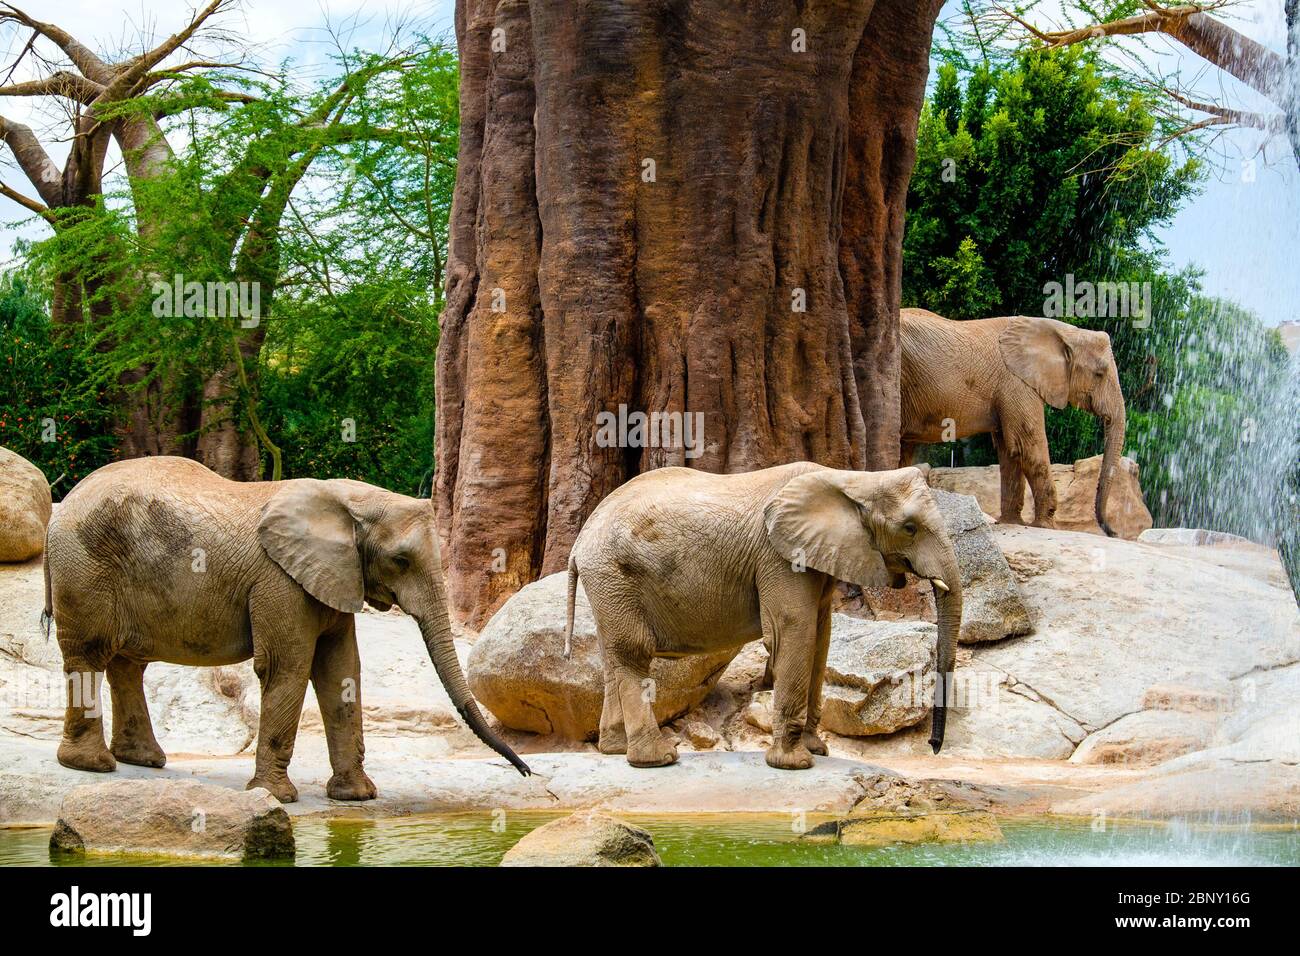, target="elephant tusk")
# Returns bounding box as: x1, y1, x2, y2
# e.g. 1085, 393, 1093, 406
930, 578, 950, 594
